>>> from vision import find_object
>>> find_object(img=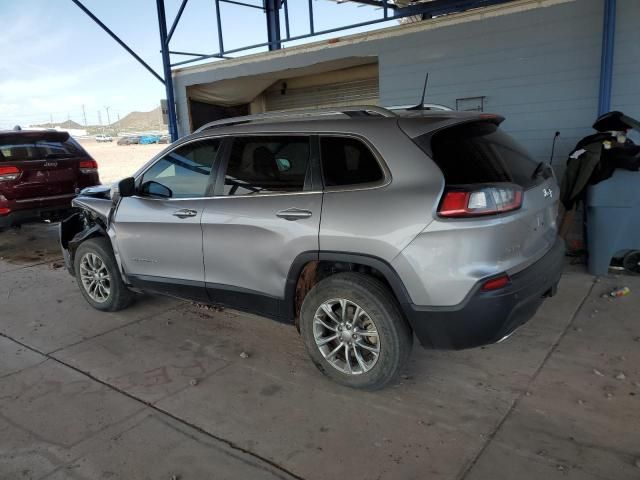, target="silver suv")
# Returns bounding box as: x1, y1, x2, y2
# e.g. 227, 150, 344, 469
61, 106, 564, 389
